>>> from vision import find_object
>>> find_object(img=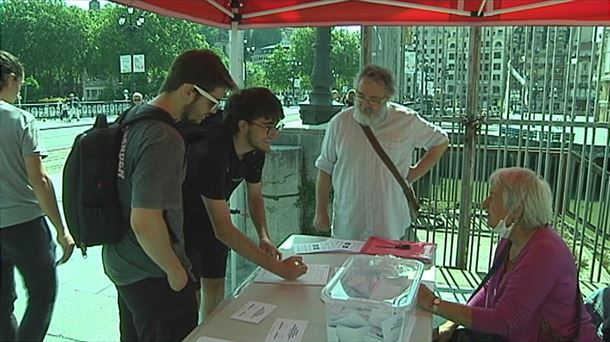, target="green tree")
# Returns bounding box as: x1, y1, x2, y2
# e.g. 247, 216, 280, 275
290, 28, 316, 87
330, 28, 360, 91
245, 62, 269, 88
264, 45, 293, 92
0, 0, 223, 101
287, 28, 360, 92
90, 5, 212, 98
0, 0, 92, 99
